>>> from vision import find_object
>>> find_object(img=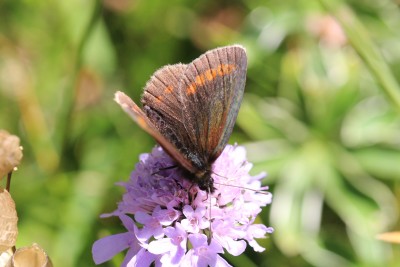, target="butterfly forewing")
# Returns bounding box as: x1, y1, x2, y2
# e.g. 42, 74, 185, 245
142, 64, 186, 124
114, 92, 195, 172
